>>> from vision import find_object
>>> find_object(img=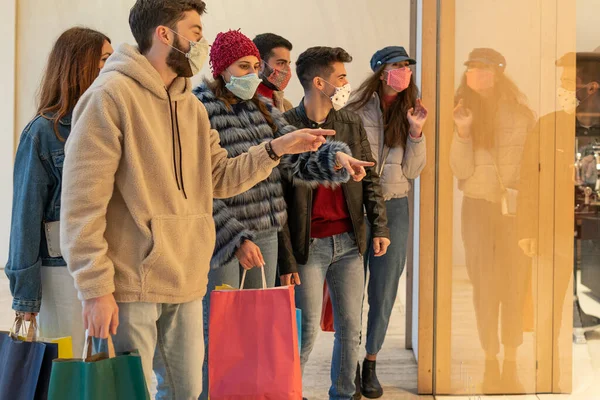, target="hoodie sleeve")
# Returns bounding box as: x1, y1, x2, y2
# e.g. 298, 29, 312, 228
270, 106, 352, 187
60, 89, 122, 300
211, 199, 255, 270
